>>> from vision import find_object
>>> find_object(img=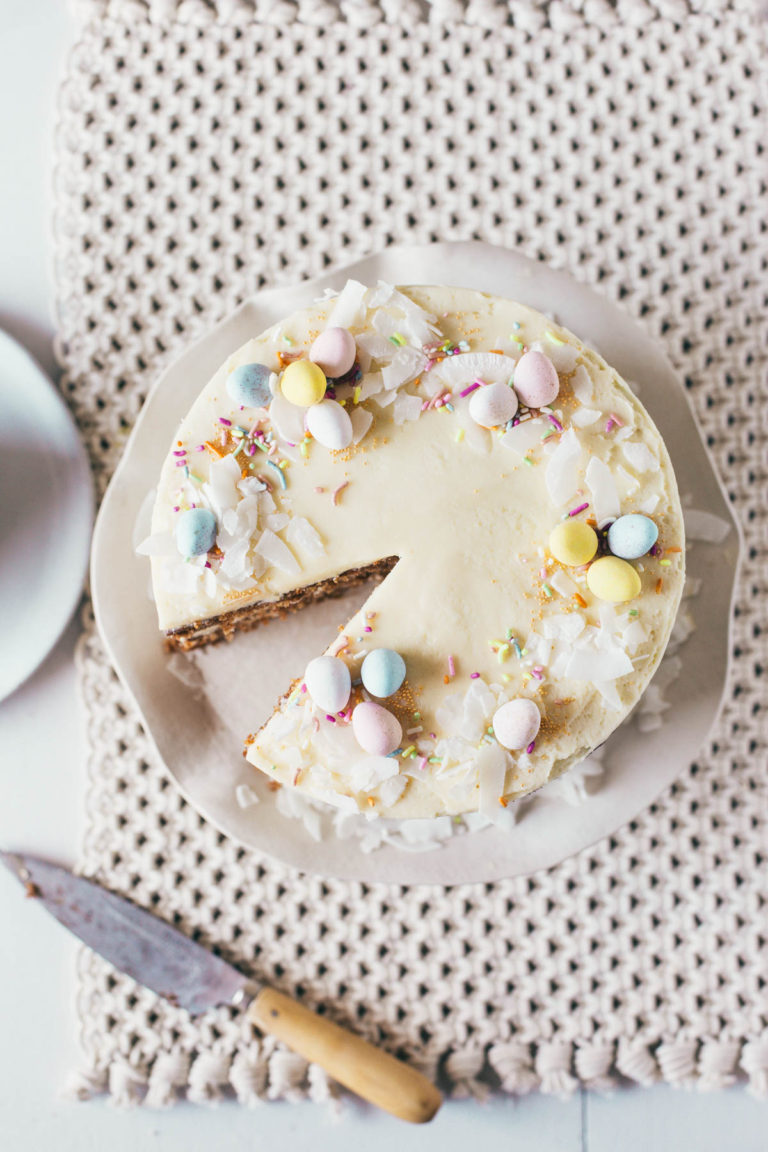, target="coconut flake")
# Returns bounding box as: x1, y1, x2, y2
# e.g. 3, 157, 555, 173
265, 512, 290, 532
371, 388, 397, 409
499, 417, 547, 457
622, 439, 660, 474
356, 332, 395, 364
235, 783, 259, 808
533, 337, 578, 373
203, 453, 241, 517
327, 279, 367, 328
432, 351, 518, 389
349, 406, 374, 444
683, 507, 731, 543
637, 493, 660, 515
565, 646, 633, 681
613, 464, 640, 499
594, 680, 622, 710
571, 408, 601, 428
393, 392, 423, 424
136, 531, 177, 557
549, 568, 578, 598
269, 389, 307, 445
585, 456, 621, 525
254, 529, 300, 576
570, 364, 594, 404
379, 775, 407, 808
238, 476, 267, 497
381, 346, 426, 390
542, 613, 586, 642
545, 427, 583, 506
285, 516, 325, 557
356, 370, 384, 401
365, 281, 395, 309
